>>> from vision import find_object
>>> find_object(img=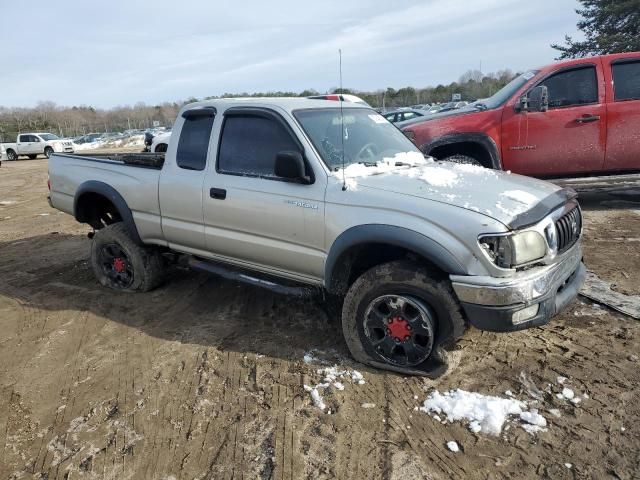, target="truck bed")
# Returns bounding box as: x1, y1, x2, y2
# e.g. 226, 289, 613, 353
55, 152, 165, 169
